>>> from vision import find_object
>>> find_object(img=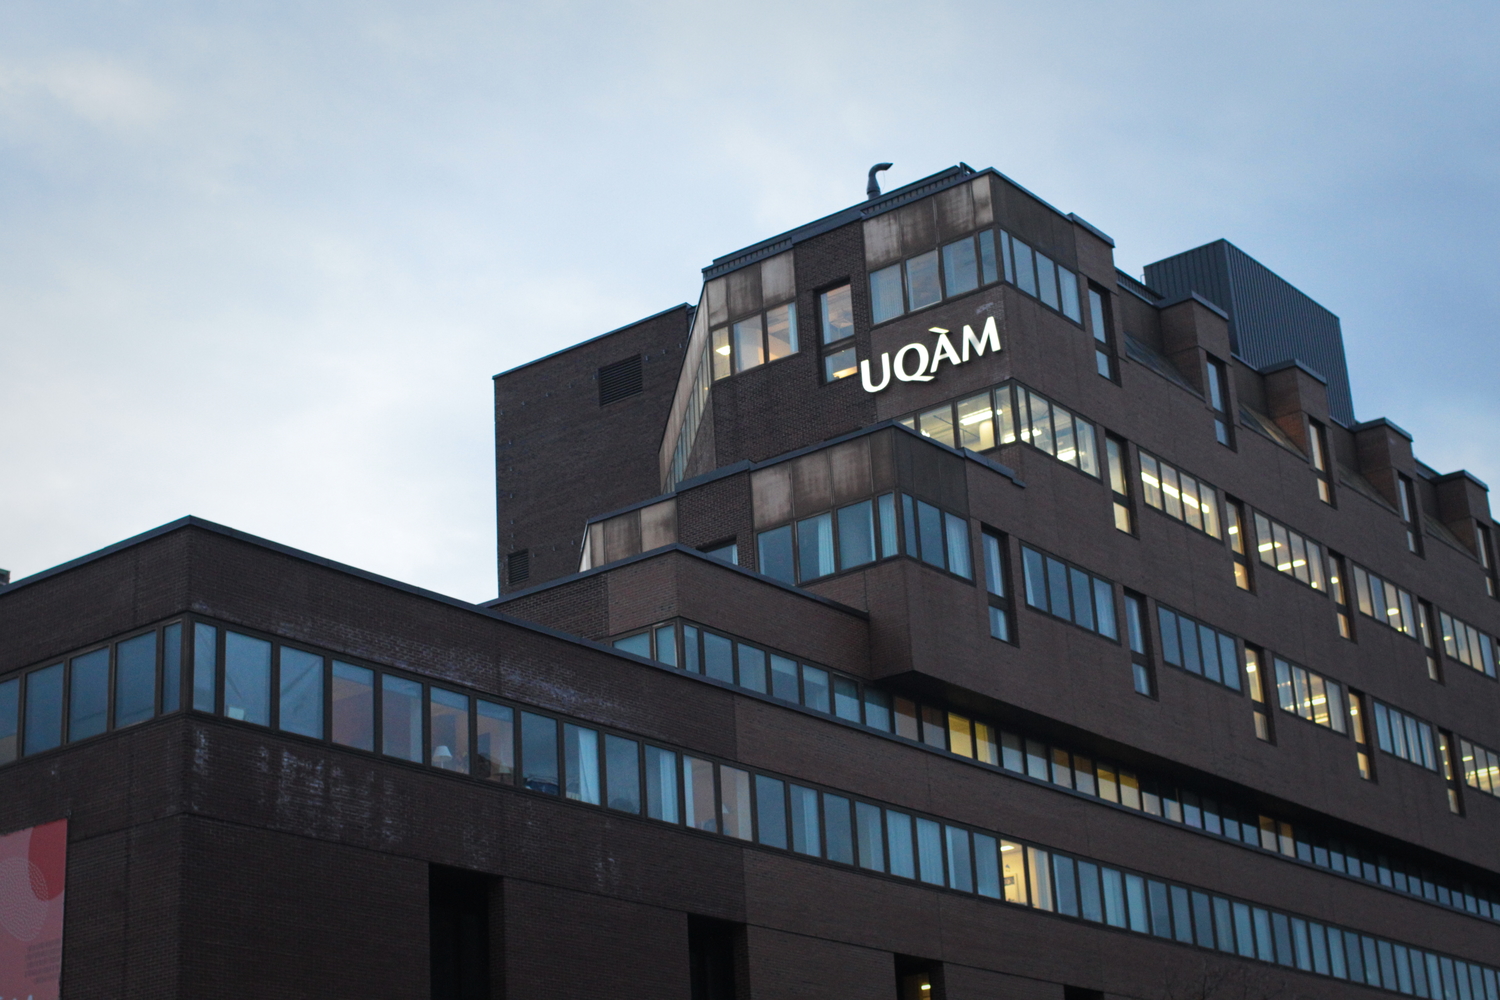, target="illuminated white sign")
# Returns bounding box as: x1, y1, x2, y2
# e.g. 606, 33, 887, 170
860, 316, 1001, 393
